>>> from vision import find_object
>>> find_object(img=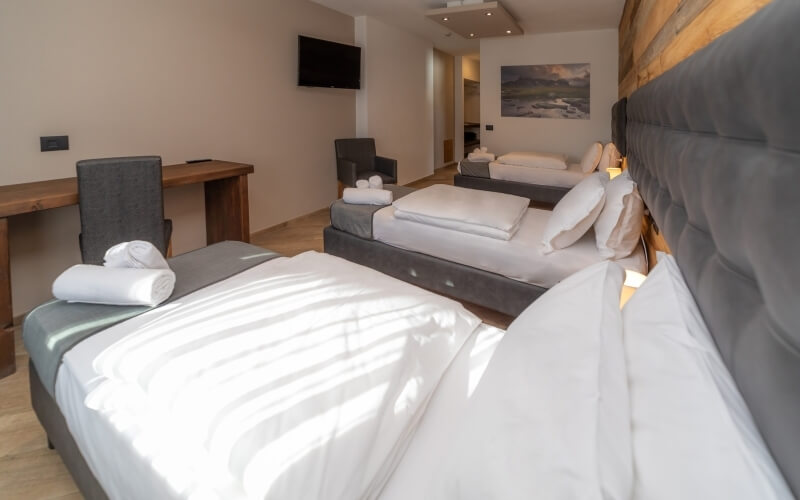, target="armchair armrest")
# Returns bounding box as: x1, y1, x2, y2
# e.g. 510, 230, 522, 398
375, 156, 397, 183
337, 158, 358, 187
